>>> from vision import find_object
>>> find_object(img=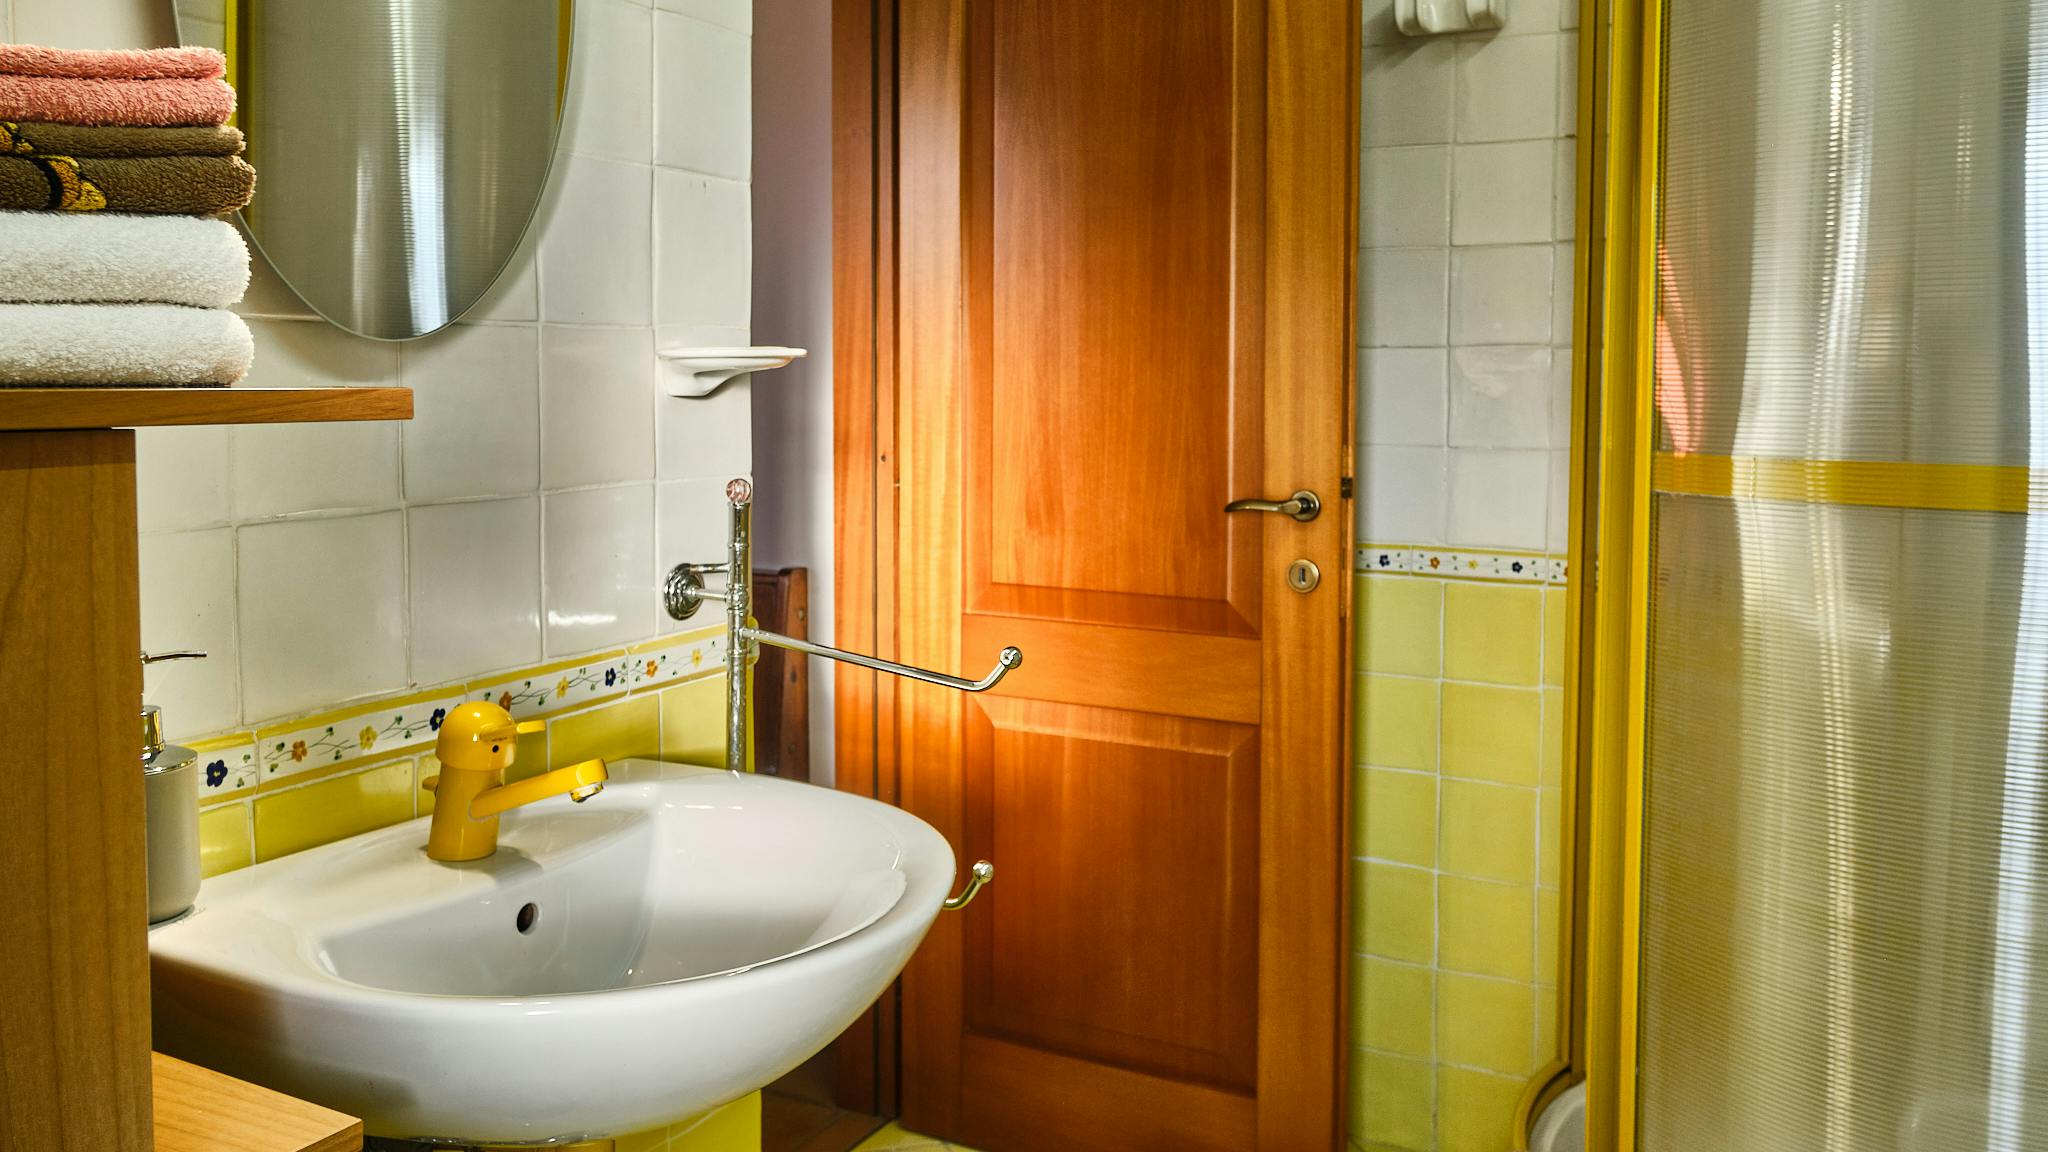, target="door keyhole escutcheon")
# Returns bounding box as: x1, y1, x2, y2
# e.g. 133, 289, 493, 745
1287, 559, 1321, 593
